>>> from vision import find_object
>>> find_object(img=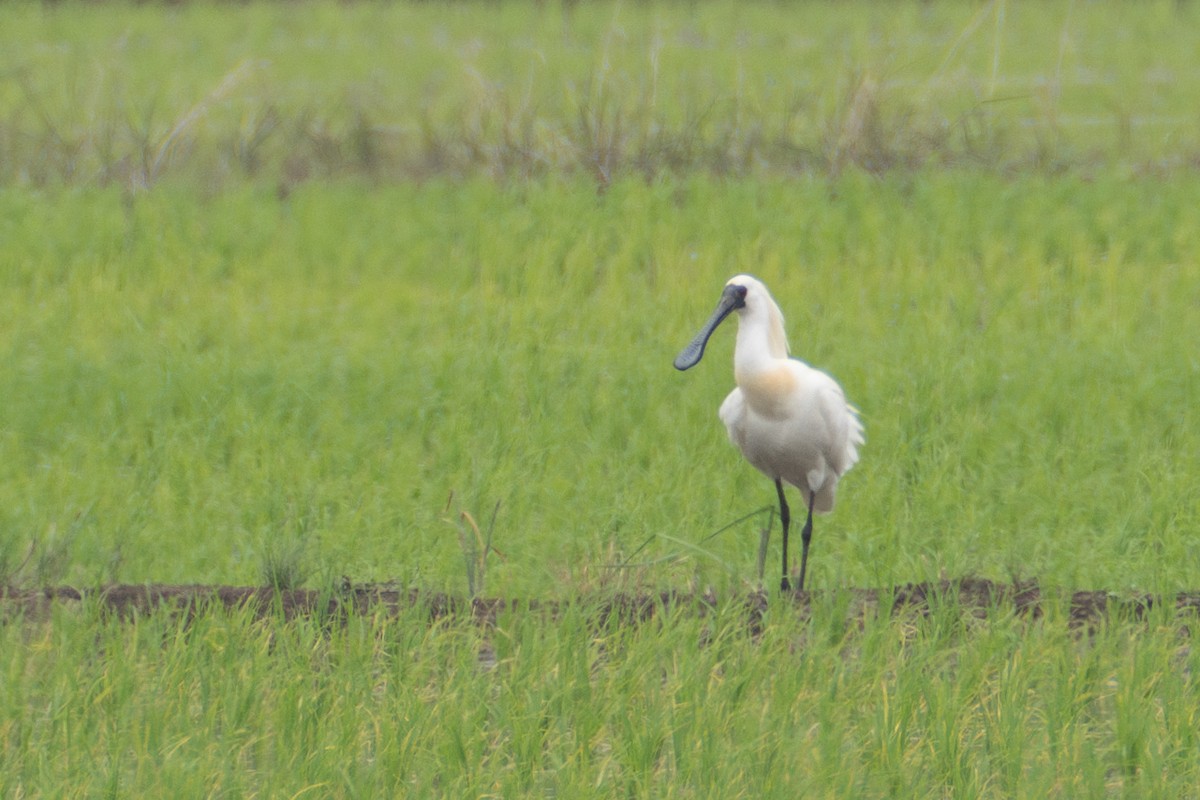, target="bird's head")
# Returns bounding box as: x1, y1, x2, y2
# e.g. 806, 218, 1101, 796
673, 275, 761, 371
